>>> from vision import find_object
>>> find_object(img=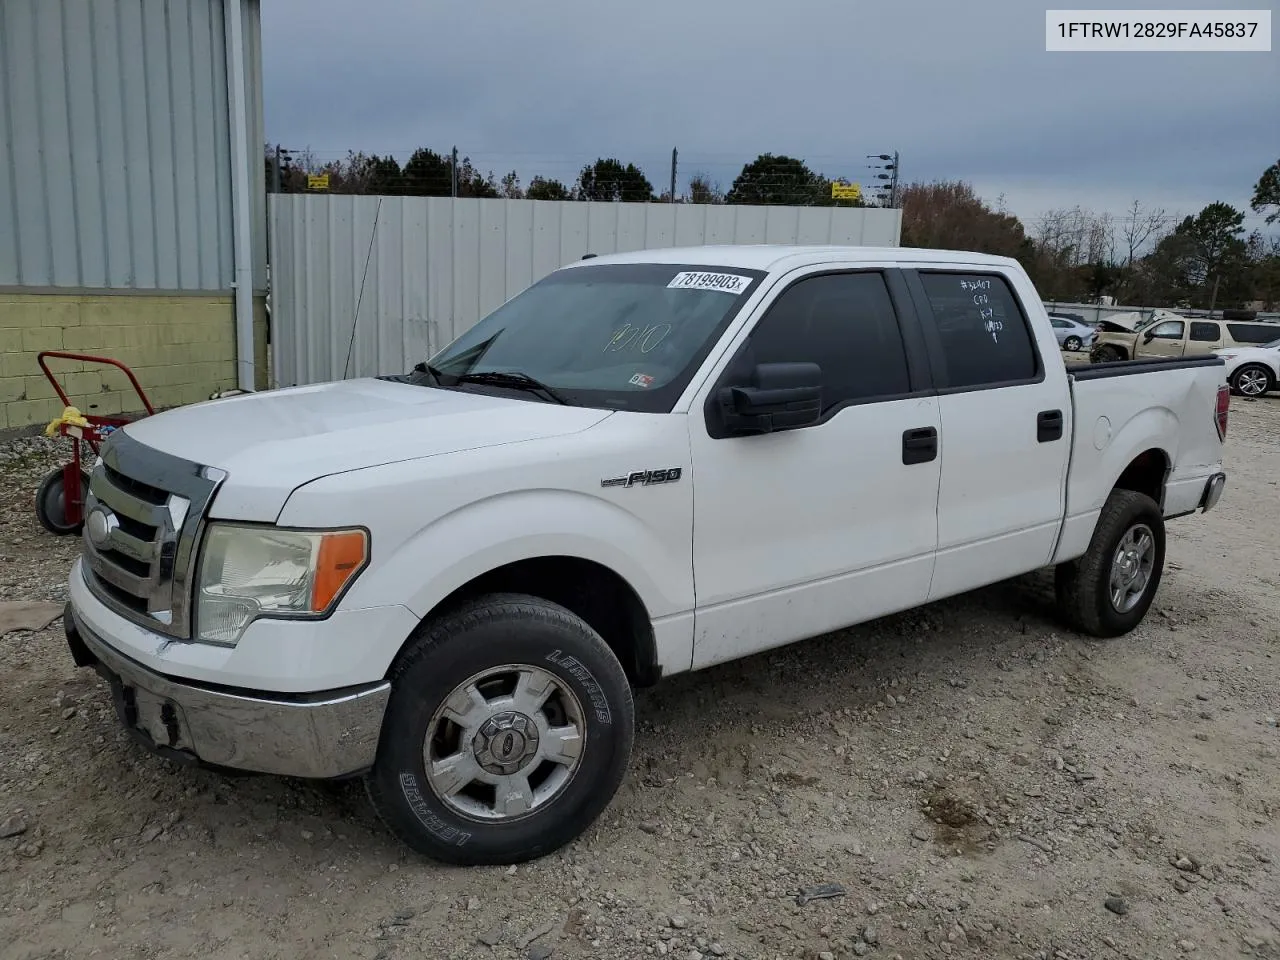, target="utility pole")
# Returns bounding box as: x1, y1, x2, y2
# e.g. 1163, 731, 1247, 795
451, 146, 458, 197
272, 145, 281, 194
866, 152, 900, 207
670, 148, 678, 203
